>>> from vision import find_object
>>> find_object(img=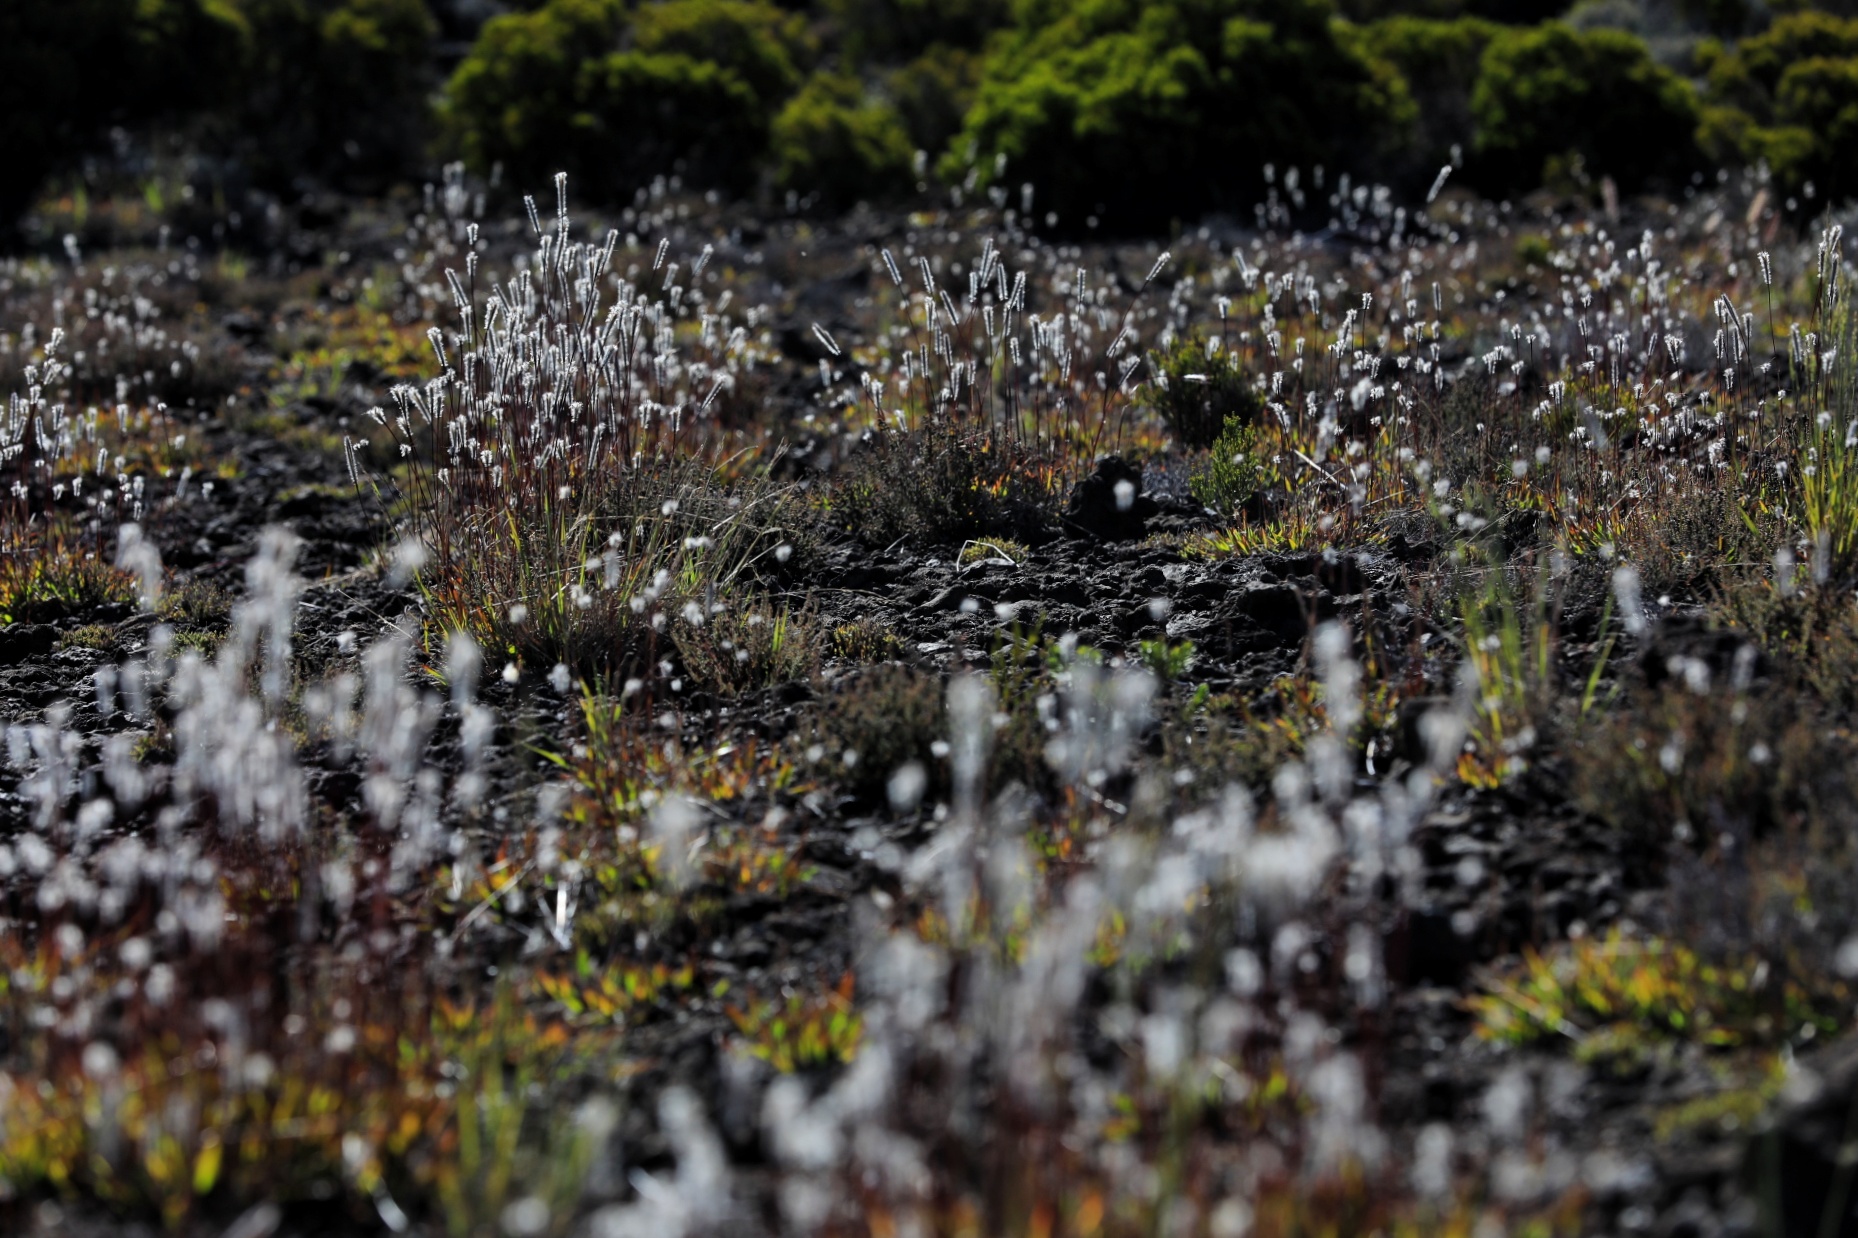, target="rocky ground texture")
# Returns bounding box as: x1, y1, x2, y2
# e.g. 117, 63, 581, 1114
4, 181, 1857, 1237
